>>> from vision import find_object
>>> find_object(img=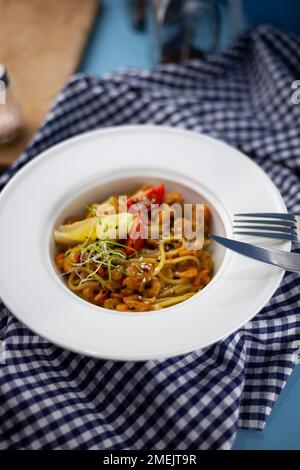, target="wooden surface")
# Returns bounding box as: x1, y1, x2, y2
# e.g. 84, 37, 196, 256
0, 0, 99, 167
